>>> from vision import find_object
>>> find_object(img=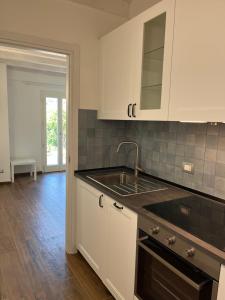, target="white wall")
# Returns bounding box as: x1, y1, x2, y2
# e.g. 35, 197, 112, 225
0, 0, 126, 110
129, 0, 160, 18
7, 67, 66, 173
